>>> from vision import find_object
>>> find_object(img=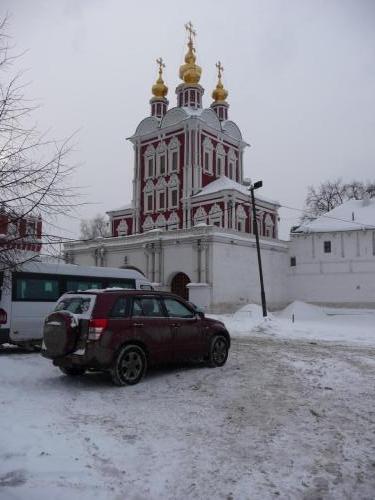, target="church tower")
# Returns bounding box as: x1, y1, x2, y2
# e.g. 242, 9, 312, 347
211, 61, 229, 121
107, 22, 279, 241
